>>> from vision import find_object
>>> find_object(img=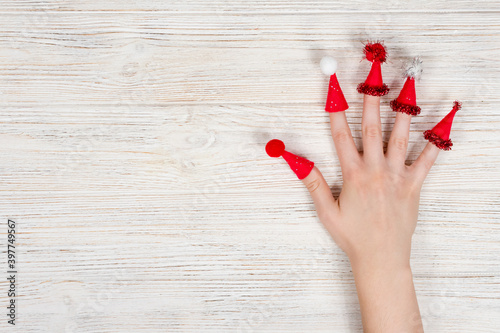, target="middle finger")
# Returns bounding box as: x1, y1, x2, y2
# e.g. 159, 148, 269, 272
361, 95, 384, 165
